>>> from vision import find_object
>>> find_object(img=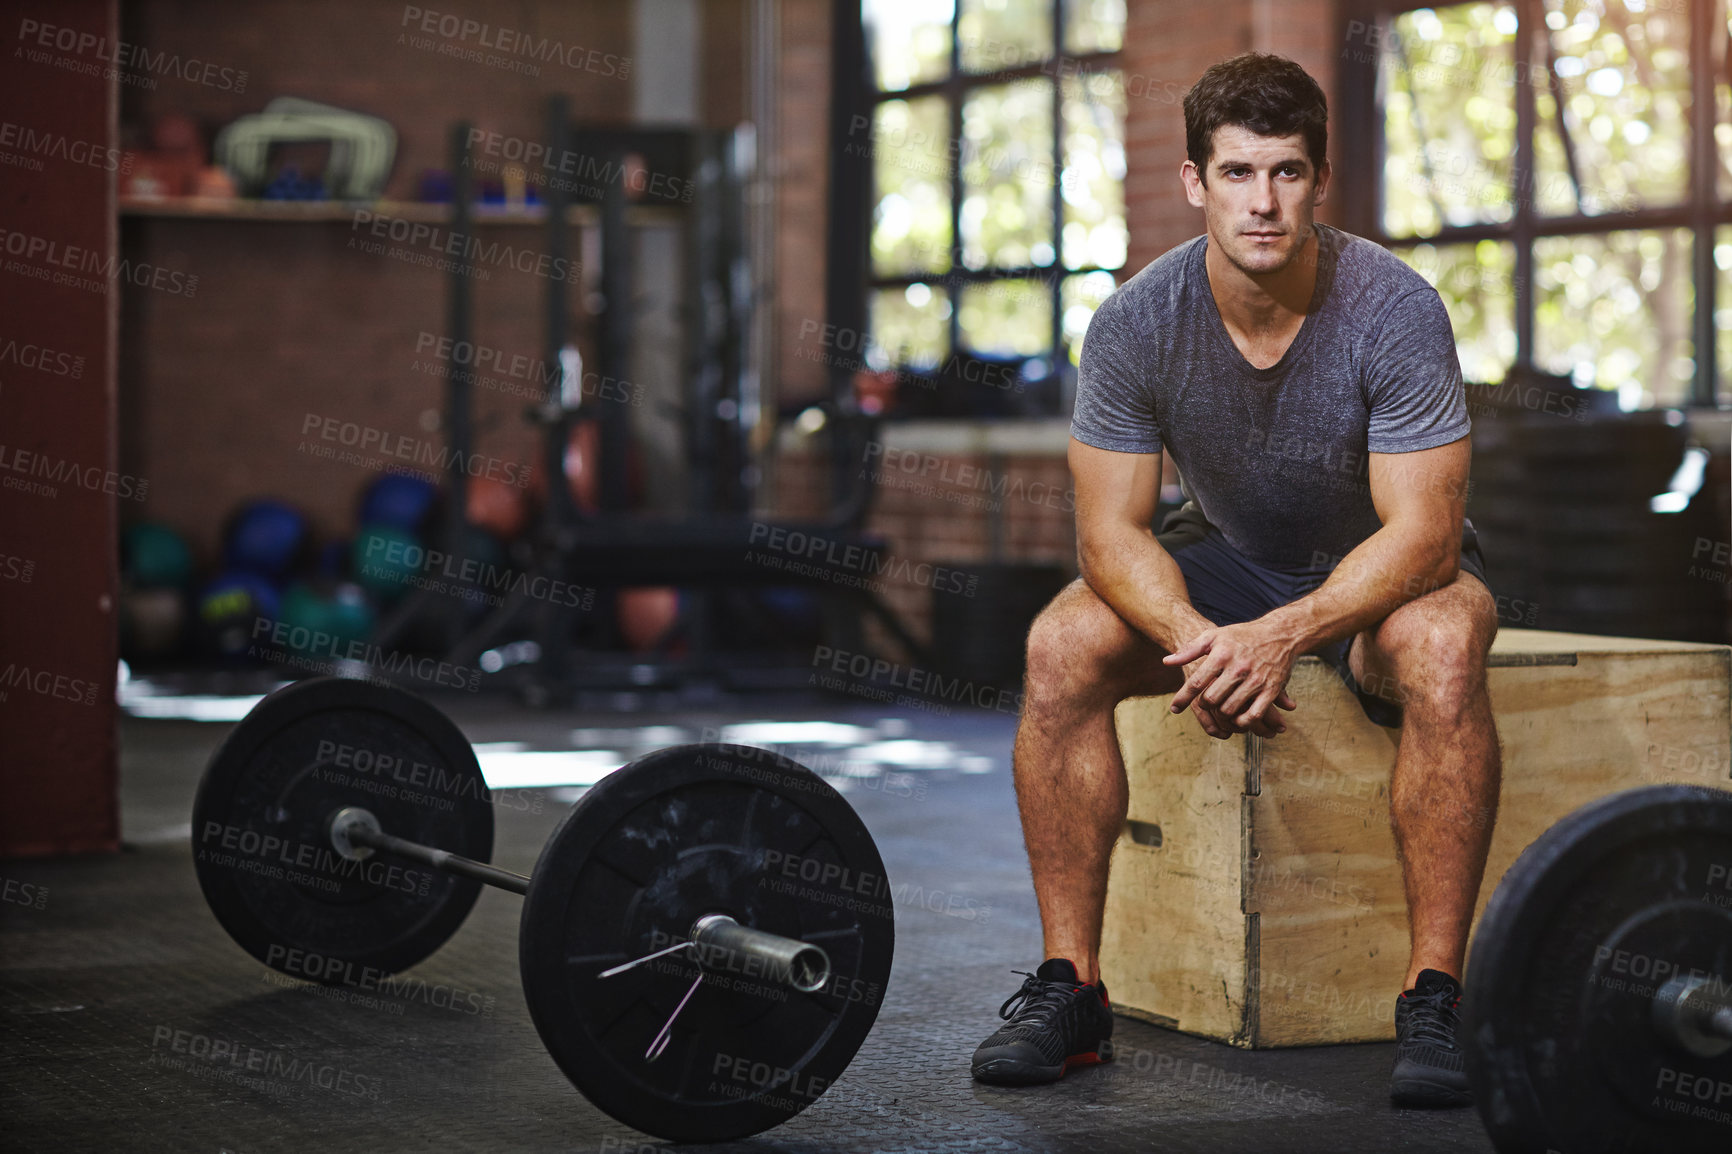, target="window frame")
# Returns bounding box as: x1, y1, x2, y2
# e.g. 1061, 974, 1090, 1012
1338, 0, 1729, 406
856, 0, 1127, 400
